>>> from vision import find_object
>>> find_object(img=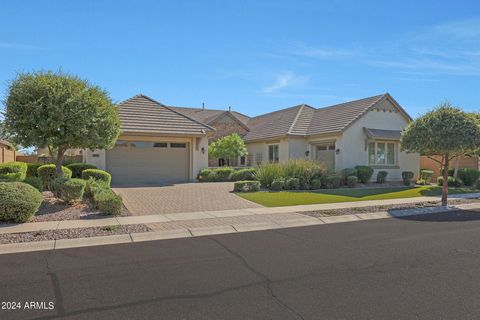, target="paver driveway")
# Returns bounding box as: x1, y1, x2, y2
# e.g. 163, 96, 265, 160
113, 182, 262, 215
